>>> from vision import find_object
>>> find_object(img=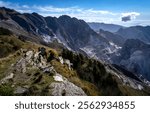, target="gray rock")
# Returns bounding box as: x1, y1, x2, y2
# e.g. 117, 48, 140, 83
58, 56, 64, 64
25, 51, 34, 61
42, 66, 55, 74
49, 73, 86, 96
64, 59, 73, 70
14, 86, 28, 94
